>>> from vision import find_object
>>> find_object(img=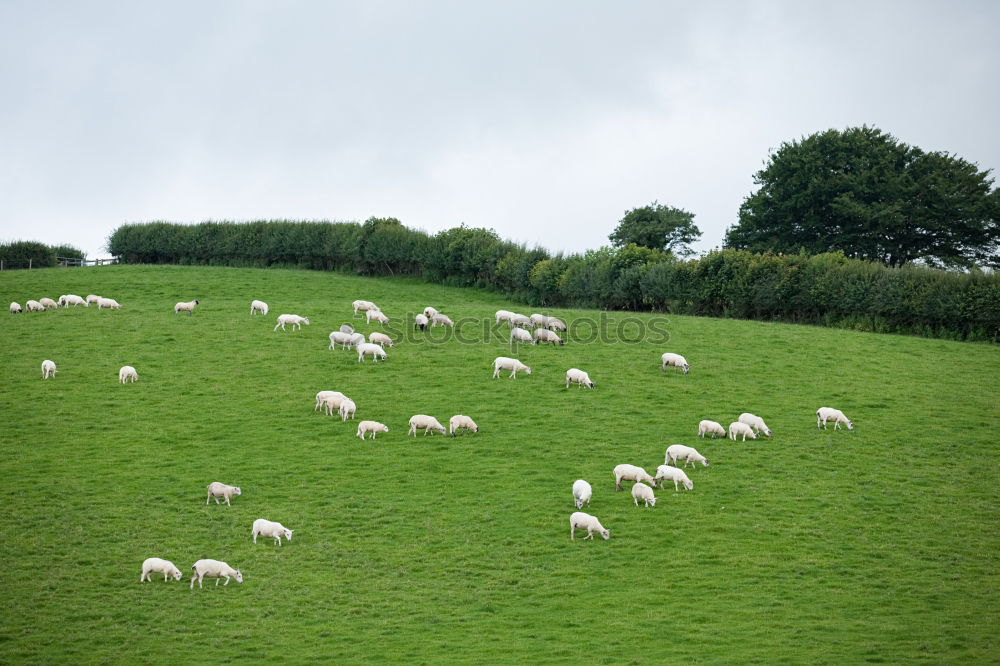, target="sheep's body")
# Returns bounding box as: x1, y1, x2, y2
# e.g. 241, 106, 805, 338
492, 357, 531, 379
252, 518, 293, 546
86, 294, 101, 305
661, 352, 690, 374
41, 359, 57, 379
206, 482, 242, 505
510, 327, 533, 344
366, 309, 389, 325
654, 465, 694, 491
250, 300, 269, 315
357, 420, 389, 440
529, 313, 547, 327
728, 421, 757, 441
613, 464, 655, 491
339, 398, 357, 421
315, 391, 345, 411
572, 479, 592, 509
565, 368, 595, 389
664, 444, 709, 468
119, 365, 138, 383
352, 299, 378, 316
448, 415, 478, 436
817, 407, 853, 430
39, 297, 59, 309
698, 420, 726, 438
545, 317, 567, 331
408, 414, 446, 436
431, 313, 454, 328
140, 557, 183, 583
423, 307, 439, 319
510, 313, 532, 328
414, 314, 429, 330
631, 482, 657, 507
321, 393, 349, 416
10, 302, 22, 314
369, 332, 394, 348
97, 298, 121, 310
357, 342, 387, 363
190, 559, 242, 588
274, 314, 309, 331
495, 310, 515, 325
26, 300, 45, 312
533, 328, 564, 345
739, 413, 772, 437
339, 324, 354, 334
569, 512, 609, 540
329, 331, 354, 349
174, 300, 199, 315
59, 294, 87, 307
